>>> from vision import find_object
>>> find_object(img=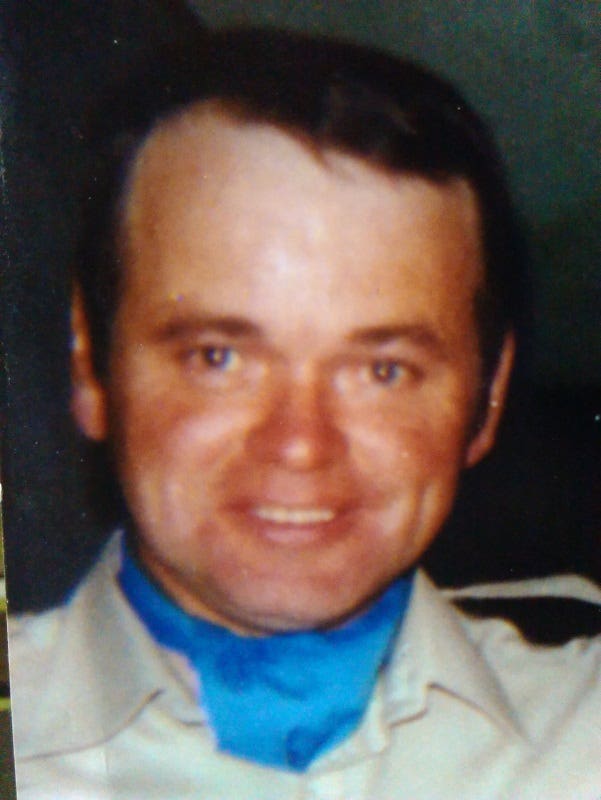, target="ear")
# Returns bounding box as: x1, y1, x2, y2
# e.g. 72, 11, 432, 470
70, 286, 108, 441
465, 331, 515, 468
